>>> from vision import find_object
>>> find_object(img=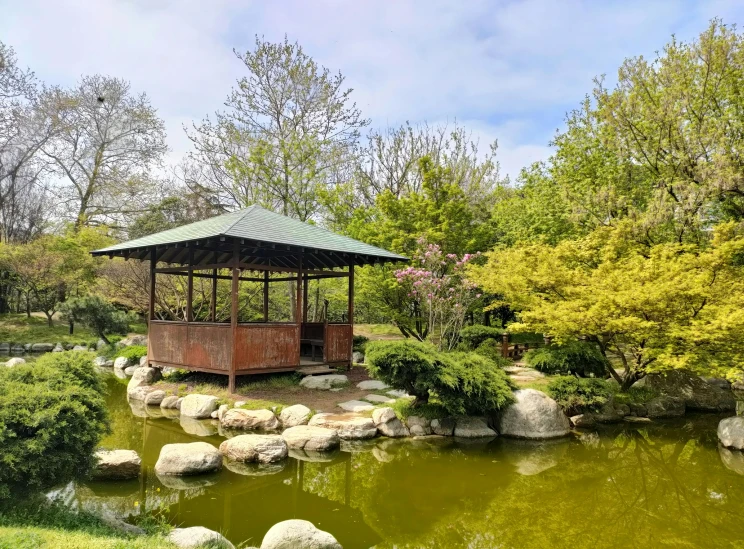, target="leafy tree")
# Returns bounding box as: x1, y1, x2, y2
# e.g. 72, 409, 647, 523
0, 351, 109, 499
59, 295, 133, 344
471, 222, 744, 389
127, 195, 221, 240
40, 75, 167, 228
